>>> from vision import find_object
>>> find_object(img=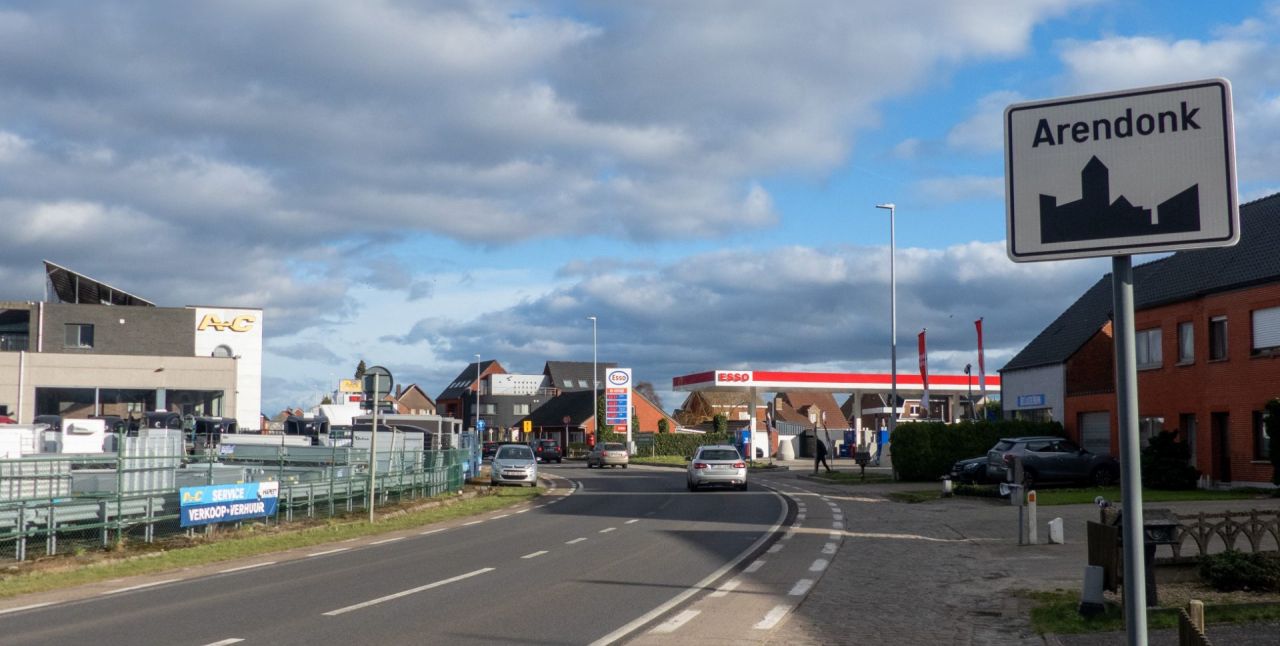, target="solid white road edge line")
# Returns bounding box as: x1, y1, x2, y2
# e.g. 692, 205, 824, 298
370, 537, 405, 545
0, 602, 54, 615
463, 520, 484, 526
754, 604, 793, 630
491, 514, 510, 520
649, 609, 701, 634
307, 548, 350, 557
102, 579, 180, 595
587, 485, 789, 646
219, 561, 277, 574
322, 568, 495, 616
420, 528, 446, 536
201, 640, 245, 646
